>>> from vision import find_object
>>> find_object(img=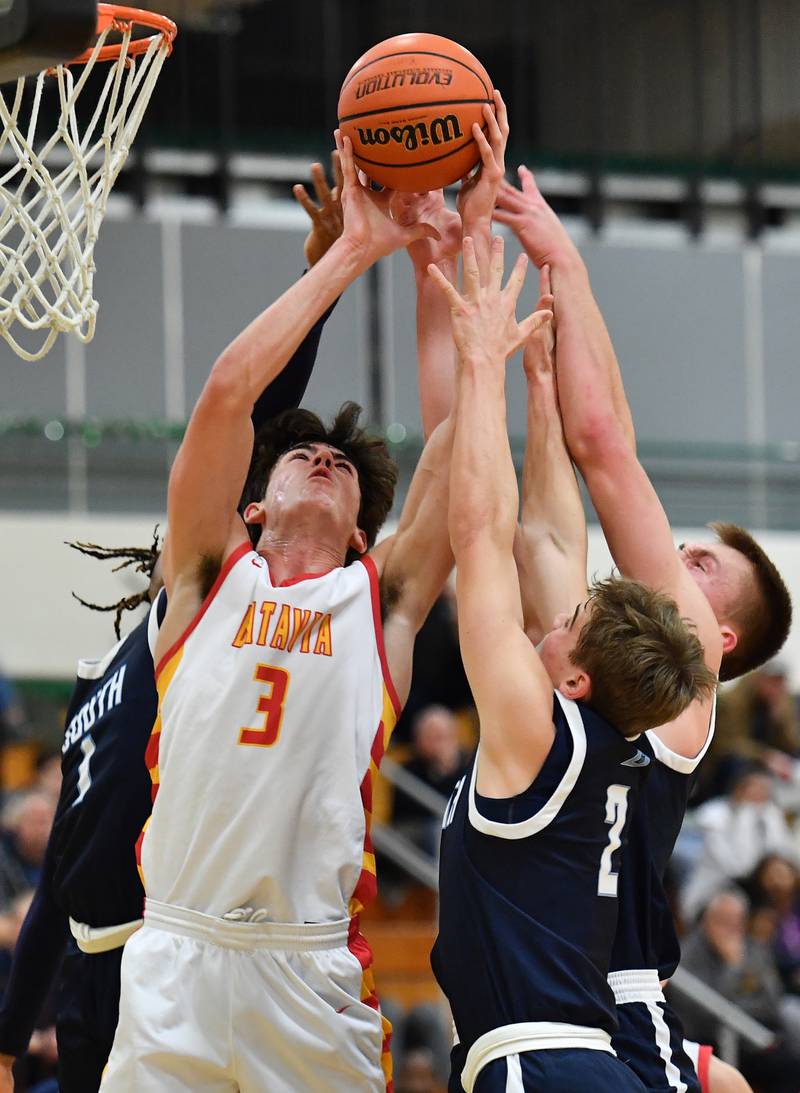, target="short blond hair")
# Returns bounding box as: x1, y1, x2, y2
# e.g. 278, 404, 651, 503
710, 522, 792, 682
571, 577, 717, 738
